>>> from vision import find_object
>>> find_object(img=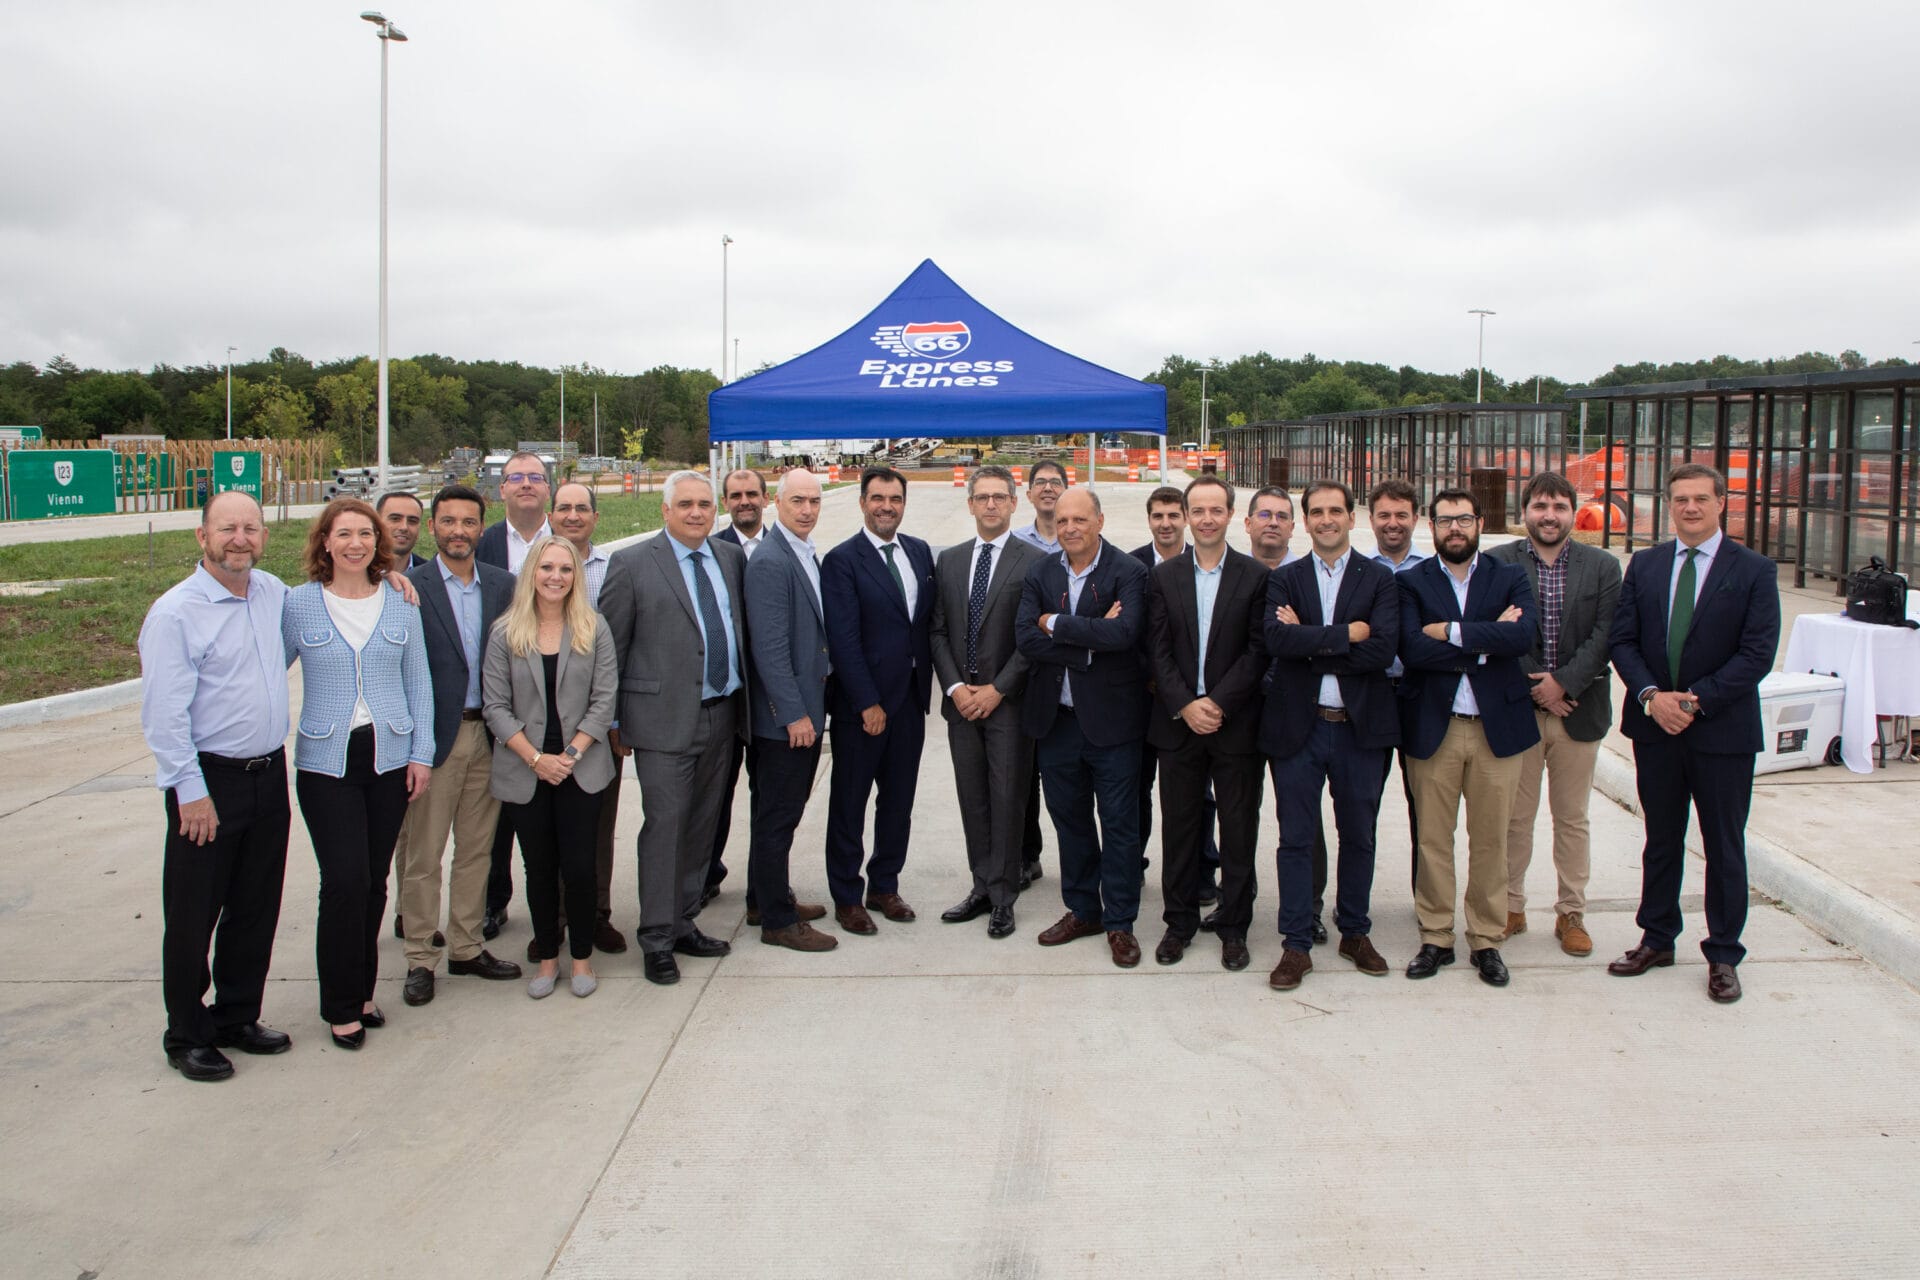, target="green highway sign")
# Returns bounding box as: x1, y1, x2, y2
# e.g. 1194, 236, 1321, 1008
0, 426, 44, 449
6, 449, 117, 520
212, 450, 262, 500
